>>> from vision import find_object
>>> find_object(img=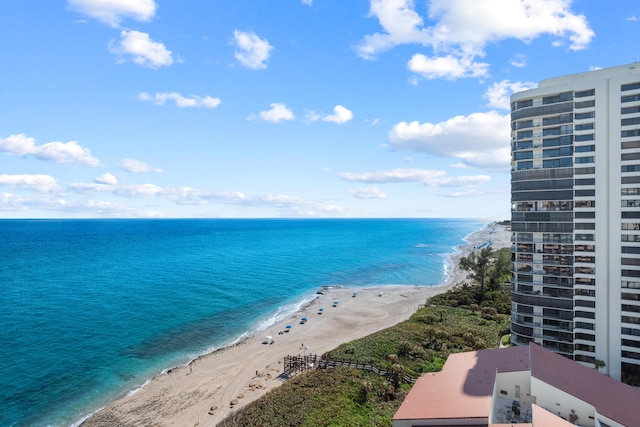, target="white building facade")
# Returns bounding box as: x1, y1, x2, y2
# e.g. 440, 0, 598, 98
510, 63, 640, 384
